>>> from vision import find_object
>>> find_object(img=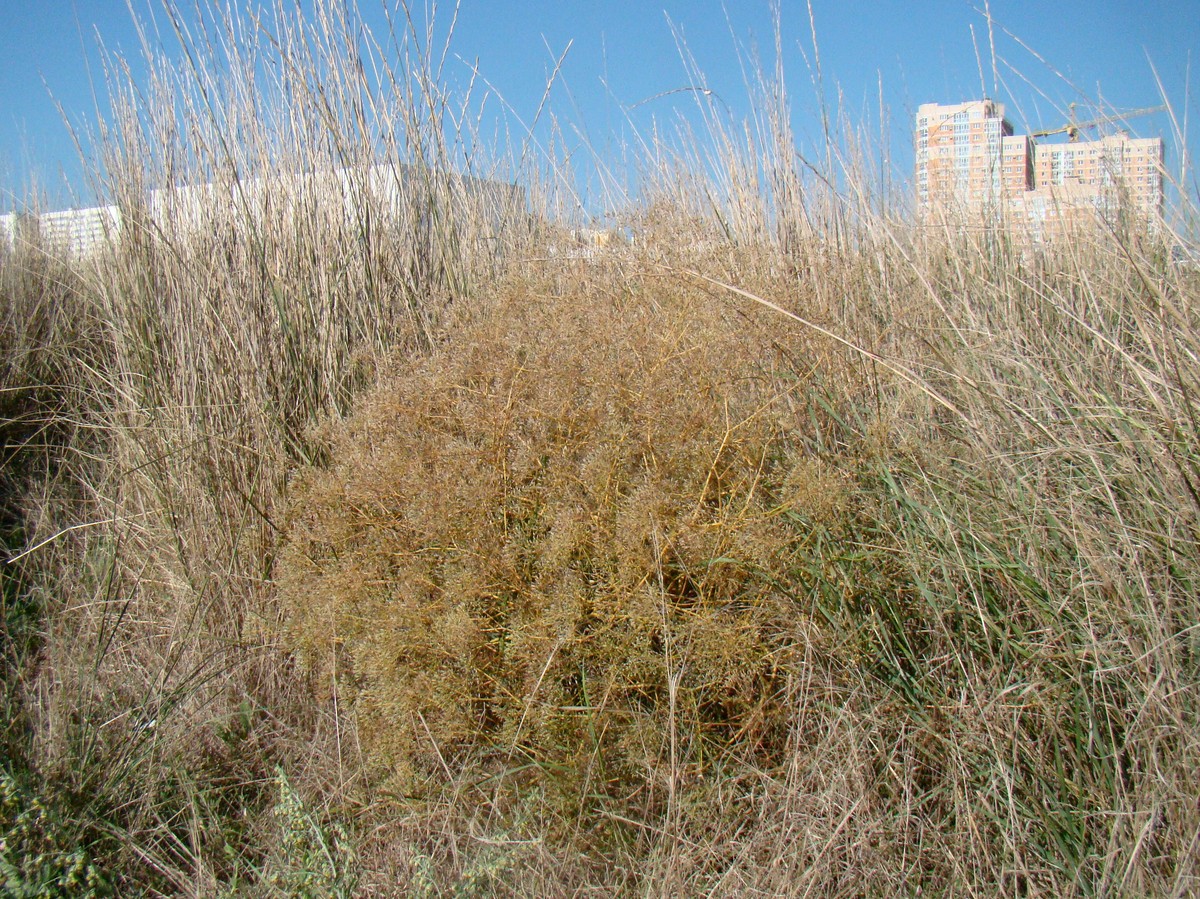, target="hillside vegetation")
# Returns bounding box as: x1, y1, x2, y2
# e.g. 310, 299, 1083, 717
2, 2, 1198, 895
